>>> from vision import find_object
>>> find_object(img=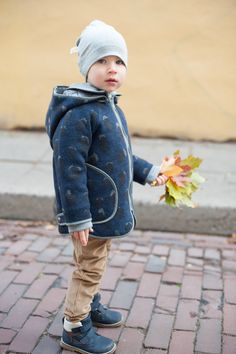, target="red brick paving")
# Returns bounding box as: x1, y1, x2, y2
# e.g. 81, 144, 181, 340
174, 299, 199, 331
126, 297, 154, 328
223, 304, 236, 336
8, 316, 49, 353
0, 284, 27, 312
201, 290, 222, 319
156, 283, 180, 314
162, 266, 183, 284
137, 273, 161, 297
0, 270, 18, 295
224, 274, 236, 304
168, 249, 186, 267
222, 335, 236, 354
6, 240, 31, 256
33, 288, 66, 317
101, 267, 122, 290
122, 261, 145, 281
144, 313, 174, 349
145, 350, 167, 354
109, 280, 138, 309
152, 244, 169, 256
0, 328, 16, 344
32, 335, 61, 354
181, 274, 202, 299
169, 330, 195, 354
116, 327, 144, 354
2, 298, 39, 329
195, 318, 222, 353
14, 261, 45, 284
203, 265, 223, 290
0, 220, 235, 353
